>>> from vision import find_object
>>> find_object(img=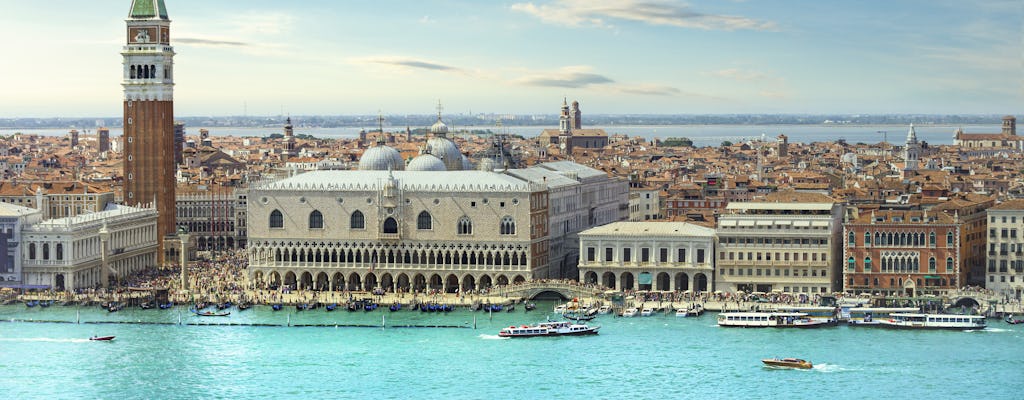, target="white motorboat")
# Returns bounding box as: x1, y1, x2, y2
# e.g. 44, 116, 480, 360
876, 313, 986, 330
621, 307, 639, 317
498, 320, 600, 338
